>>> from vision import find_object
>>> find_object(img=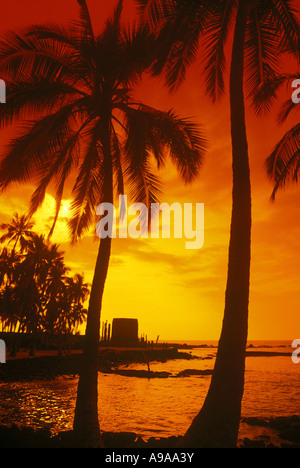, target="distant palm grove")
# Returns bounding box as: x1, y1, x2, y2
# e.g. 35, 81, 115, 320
0, 213, 89, 356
